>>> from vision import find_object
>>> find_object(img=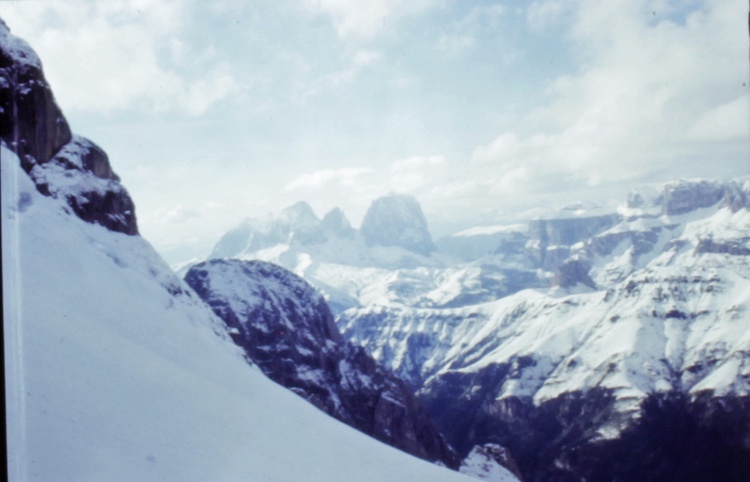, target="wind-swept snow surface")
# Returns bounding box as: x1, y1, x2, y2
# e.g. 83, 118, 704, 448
2, 145, 482, 482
